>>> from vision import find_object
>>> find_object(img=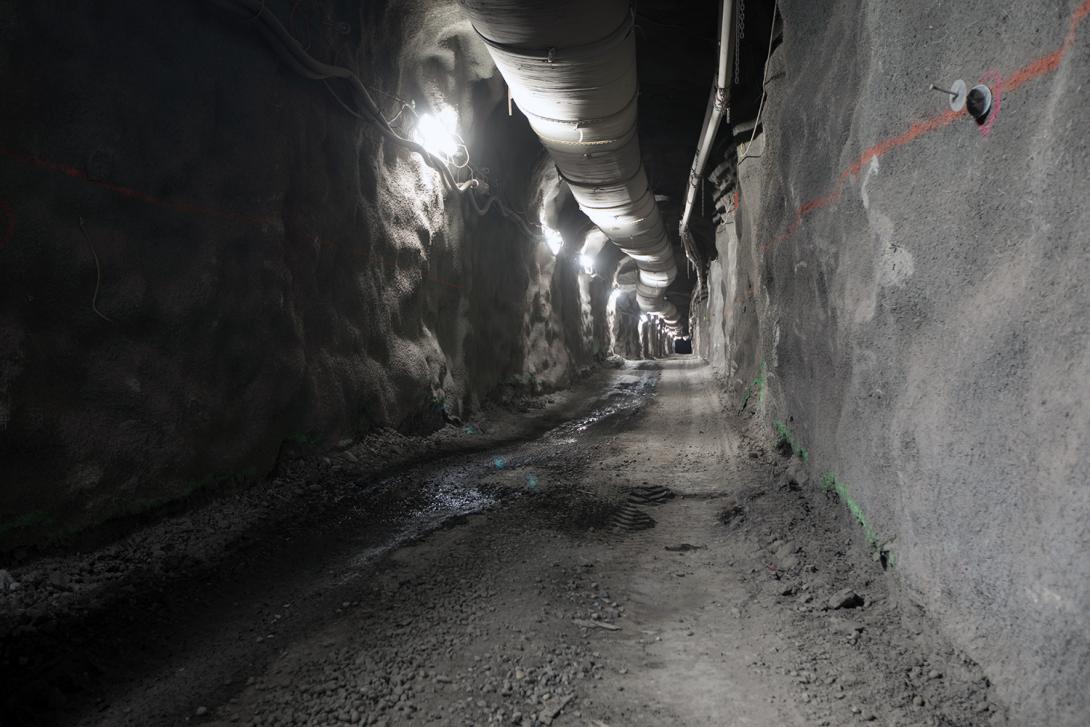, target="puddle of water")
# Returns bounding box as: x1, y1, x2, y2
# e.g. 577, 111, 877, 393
544, 373, 656, 440
341, 368, 657, 570
415, 477, 496, 518
343, 471, 496, 571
